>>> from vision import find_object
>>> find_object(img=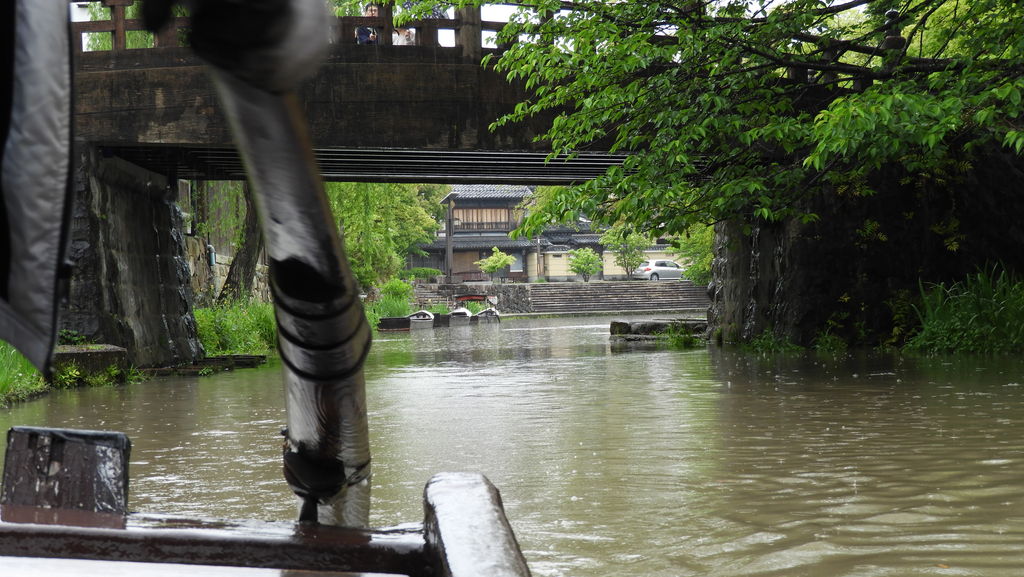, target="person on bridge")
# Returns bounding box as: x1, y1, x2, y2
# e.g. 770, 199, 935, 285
392, 1, 421, 46
393, 27, 415, 46
355, 3, 380, 44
